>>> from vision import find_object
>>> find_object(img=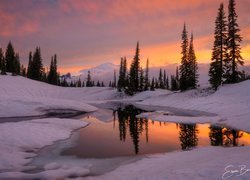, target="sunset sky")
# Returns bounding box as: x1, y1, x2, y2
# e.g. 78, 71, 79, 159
0, 0, 249, 74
